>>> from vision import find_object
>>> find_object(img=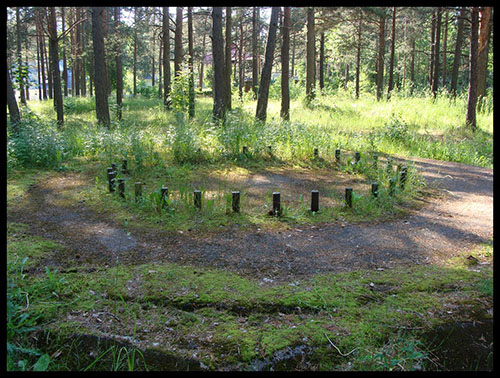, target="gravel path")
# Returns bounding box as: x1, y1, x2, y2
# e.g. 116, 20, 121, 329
8, 157, 493, 281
